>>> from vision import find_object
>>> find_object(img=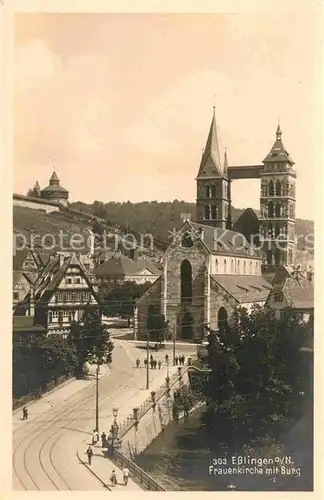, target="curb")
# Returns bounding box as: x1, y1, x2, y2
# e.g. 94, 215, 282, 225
76, 440, 112, 490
